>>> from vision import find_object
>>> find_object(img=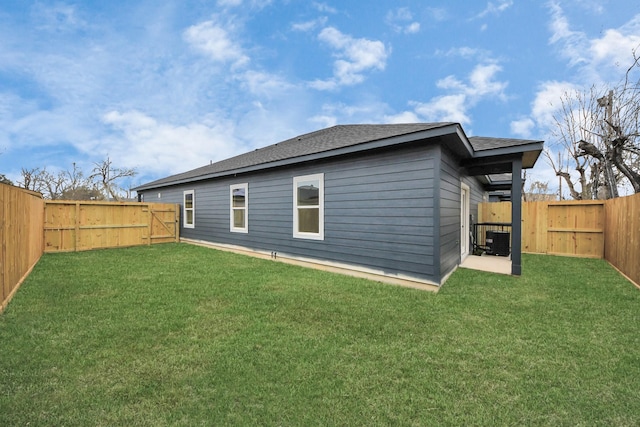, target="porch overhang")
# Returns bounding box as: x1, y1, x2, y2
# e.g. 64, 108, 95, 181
459, 138, 543, 277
